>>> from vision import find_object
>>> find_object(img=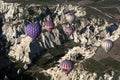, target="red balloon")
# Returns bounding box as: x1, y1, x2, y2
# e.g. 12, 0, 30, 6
65, 26, 73, 35
44, 21, 54, 32
60, 60, 74, 74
